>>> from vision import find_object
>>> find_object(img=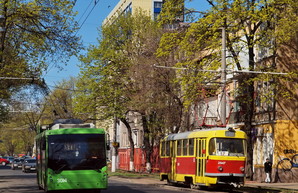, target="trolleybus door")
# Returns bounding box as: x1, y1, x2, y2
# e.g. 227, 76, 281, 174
195, 138, 207, 183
